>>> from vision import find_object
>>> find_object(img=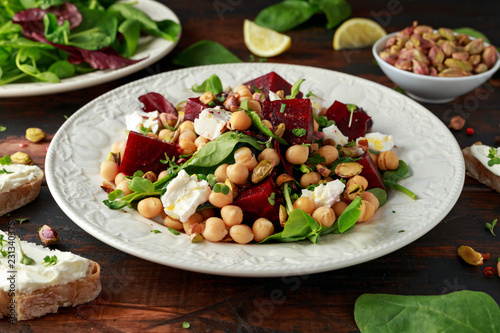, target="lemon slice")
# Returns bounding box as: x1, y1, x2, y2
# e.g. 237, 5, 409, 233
244, 19, 291, 58
333, 18, 387, 50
